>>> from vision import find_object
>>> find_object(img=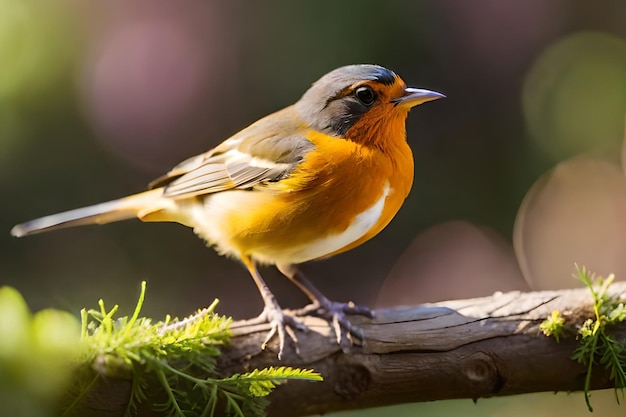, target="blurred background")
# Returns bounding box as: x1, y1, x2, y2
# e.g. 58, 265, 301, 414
1, 0, 626, 415
2, 0, 626, 317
